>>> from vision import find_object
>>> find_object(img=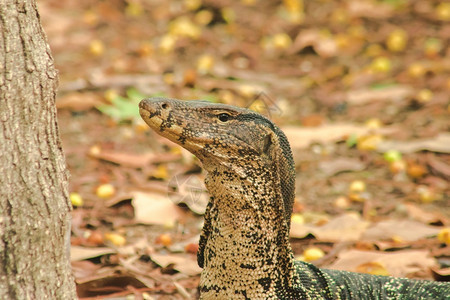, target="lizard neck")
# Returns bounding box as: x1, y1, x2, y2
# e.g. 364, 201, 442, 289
199, 165, 296, 299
